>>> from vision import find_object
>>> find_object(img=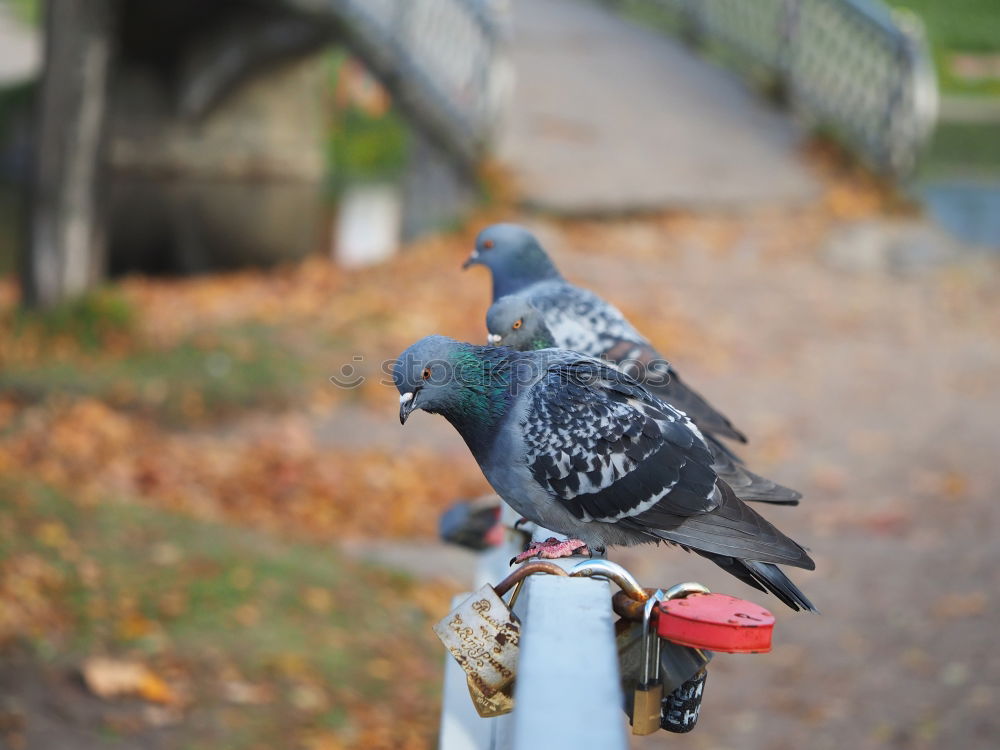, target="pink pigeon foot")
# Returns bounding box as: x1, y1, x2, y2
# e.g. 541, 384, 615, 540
511, 537, 590, 565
